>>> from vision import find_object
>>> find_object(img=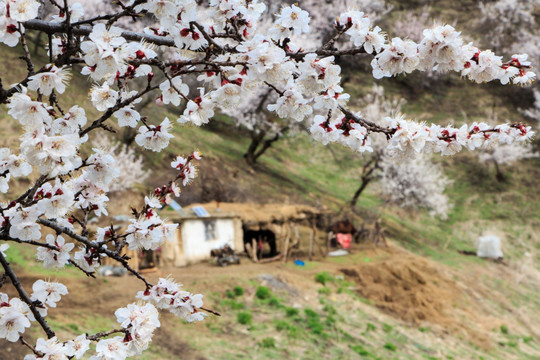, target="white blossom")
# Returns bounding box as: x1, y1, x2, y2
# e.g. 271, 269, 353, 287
0, 296, 32, 342
90, 336, 128, 360
52, 105, 87, 134
65, 334, 91, 359
159, 77, 189, 106
115, 302, 160, 355
113, 106, 140, 128
34, 337, 70, 360
27, 65, 71, 96
371, 38, 419, 79
275, 5, 310, 35
8, 92, 52, 129
91, 136, 149, 192
0, 244, 8, 257
35, 179, 75, 219
0, 16, 20, 47
36, 234, 74, 268
31, 280, 68, 309
135, 118, 174, 152
178, 89, 215, 126
136, 277, 206, 322
5, 204, 42, 241
73, 245, 102, 273
90, 83, 119, 111
9, 0, 41, 22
